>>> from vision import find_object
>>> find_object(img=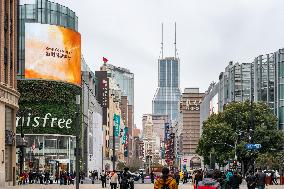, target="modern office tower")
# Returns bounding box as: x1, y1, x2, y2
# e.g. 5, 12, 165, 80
152, 57, 181, 121
0, 0, 19, 186
201, 48, 284, 131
